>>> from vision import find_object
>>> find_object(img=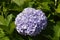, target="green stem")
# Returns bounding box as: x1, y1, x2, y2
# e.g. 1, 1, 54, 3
55, 0, 57, 6
28, 36, 32, 40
